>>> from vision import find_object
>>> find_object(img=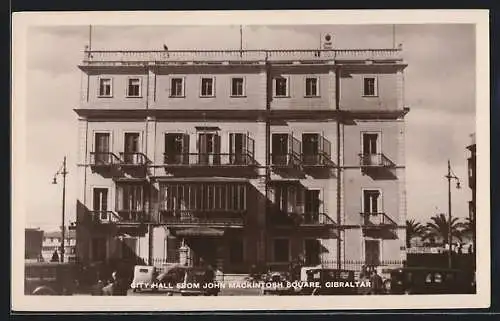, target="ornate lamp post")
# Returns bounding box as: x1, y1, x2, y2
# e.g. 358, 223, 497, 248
52, 156, 68, 263
445, 160, 461, 269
